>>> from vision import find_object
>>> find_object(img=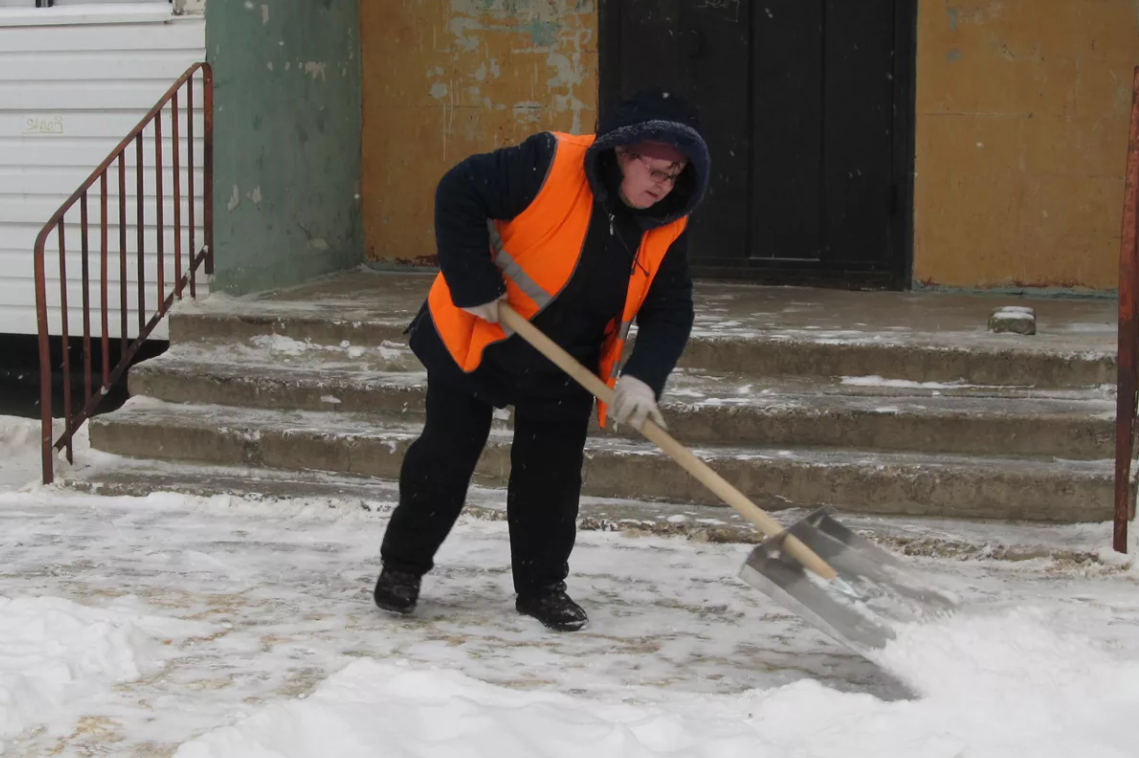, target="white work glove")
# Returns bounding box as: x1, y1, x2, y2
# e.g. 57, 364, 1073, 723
611, 375, 666, 431
460, 293, 506, 323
